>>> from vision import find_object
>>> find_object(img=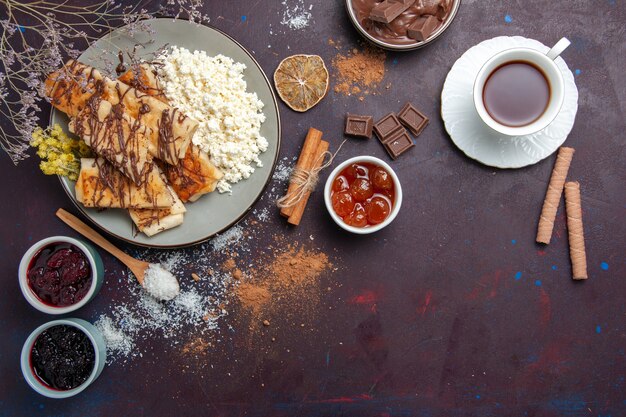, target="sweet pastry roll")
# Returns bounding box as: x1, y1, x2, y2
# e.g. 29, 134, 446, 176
69, 98, 152, 187
75, 158, 174, 209
45, 60, 196, 165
